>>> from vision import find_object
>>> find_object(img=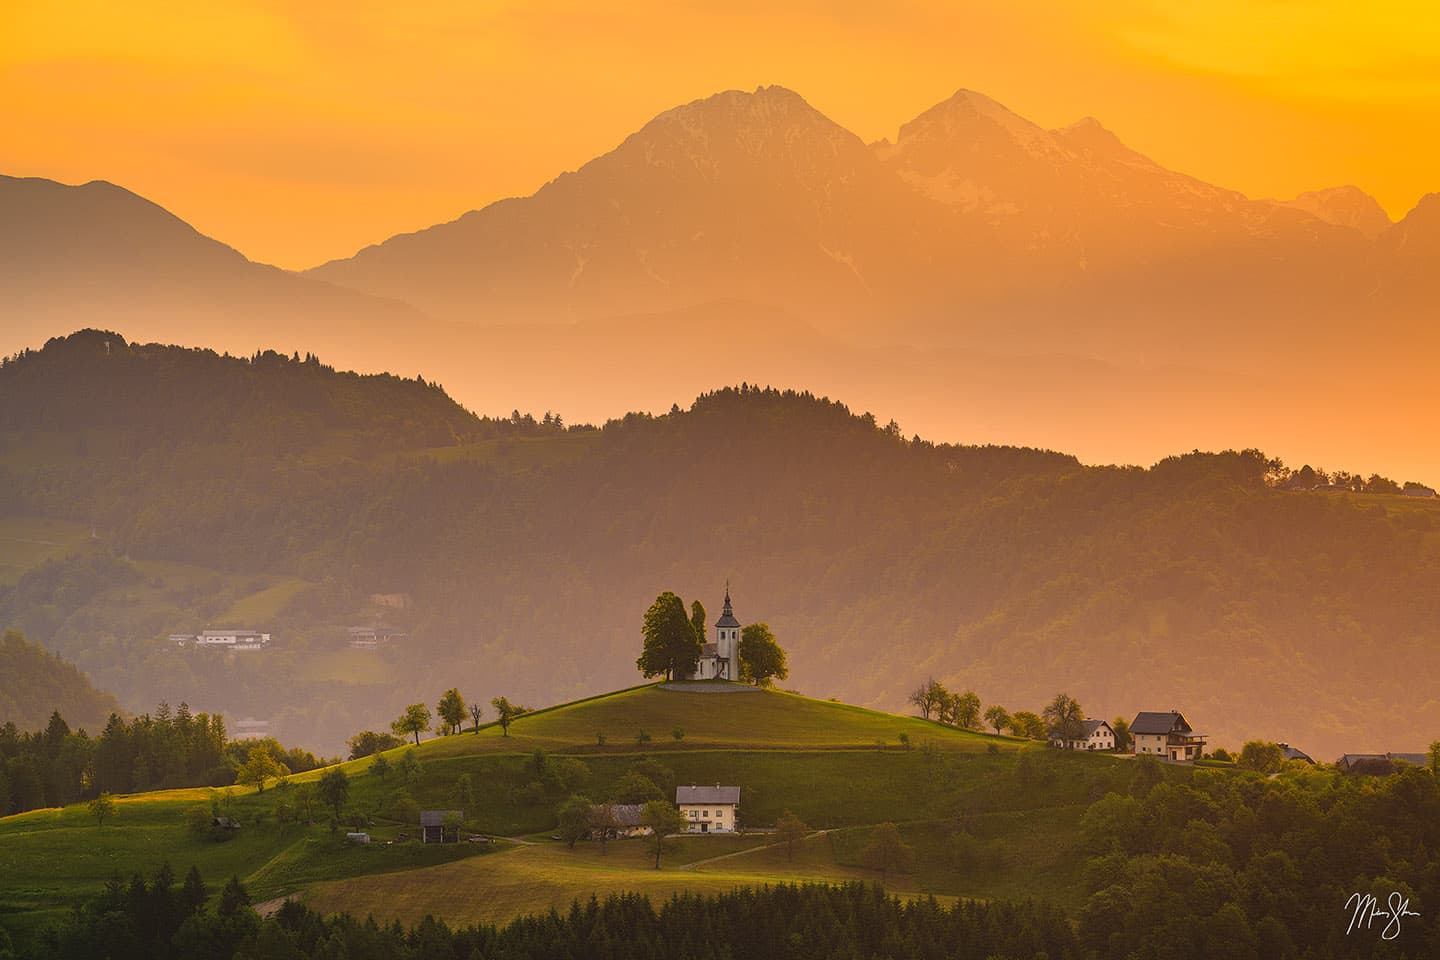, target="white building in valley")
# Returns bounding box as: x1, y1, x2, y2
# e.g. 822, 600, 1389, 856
677, 785, 740, 833
173, 629, 271, 651
687, 587, 742, 681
